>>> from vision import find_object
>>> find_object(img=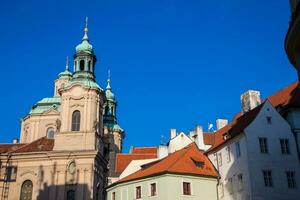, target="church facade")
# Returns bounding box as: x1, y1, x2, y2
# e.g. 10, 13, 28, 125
0, 20, 123, 200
